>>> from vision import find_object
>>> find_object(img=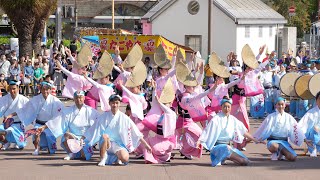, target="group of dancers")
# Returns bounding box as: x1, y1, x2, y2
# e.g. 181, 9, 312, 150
0, 44, 320, 167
